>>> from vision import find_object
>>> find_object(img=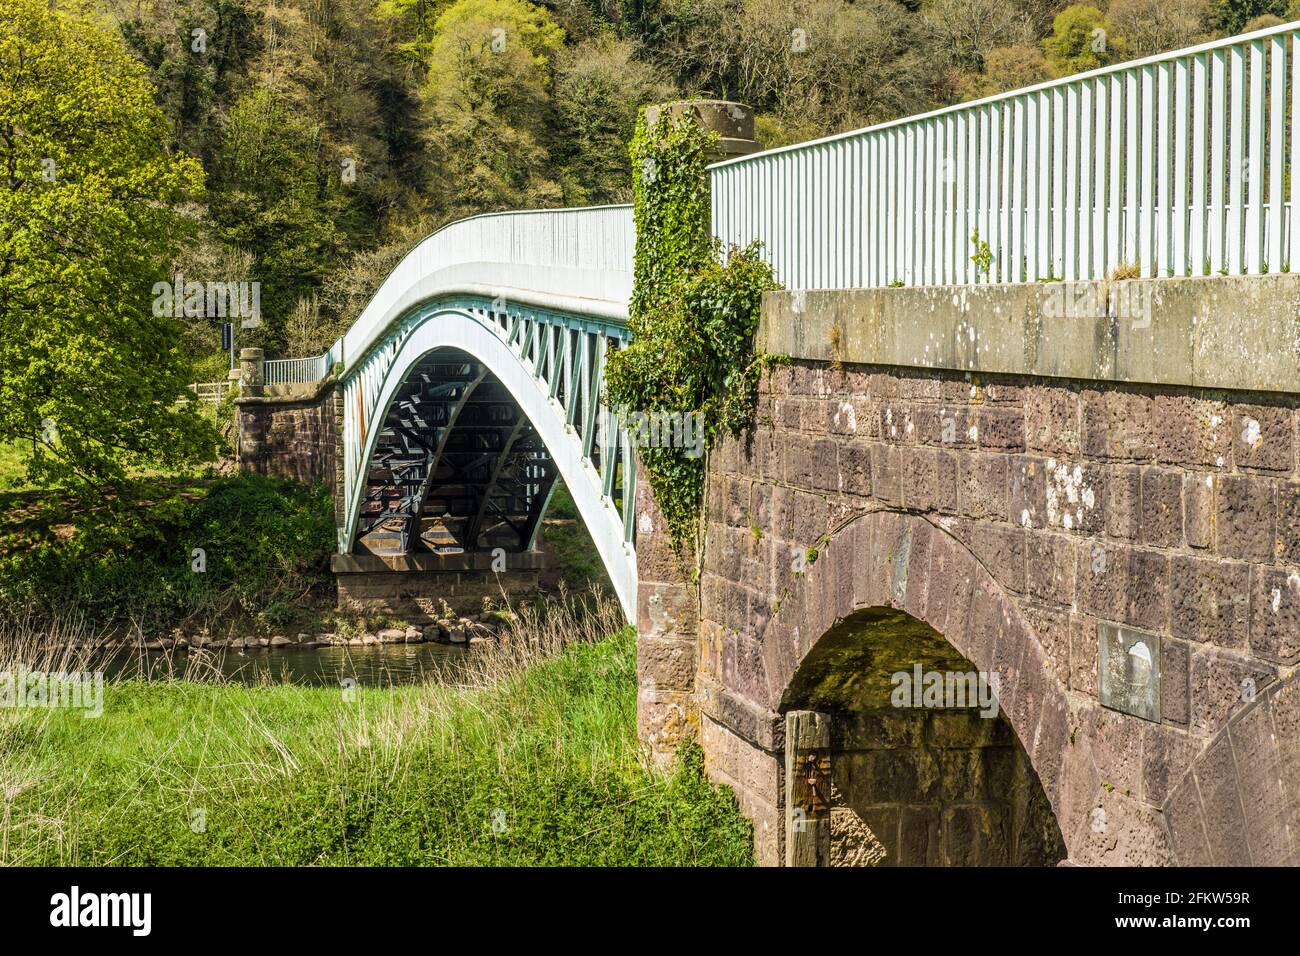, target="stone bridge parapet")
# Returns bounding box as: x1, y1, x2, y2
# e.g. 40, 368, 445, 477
640, 274, 1300, 866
